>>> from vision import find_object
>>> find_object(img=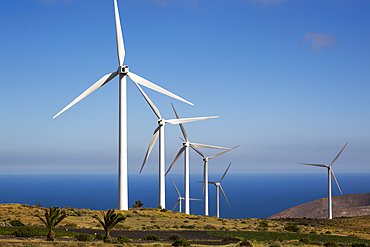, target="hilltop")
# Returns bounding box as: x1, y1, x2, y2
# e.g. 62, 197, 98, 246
268, 192, 370, 219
